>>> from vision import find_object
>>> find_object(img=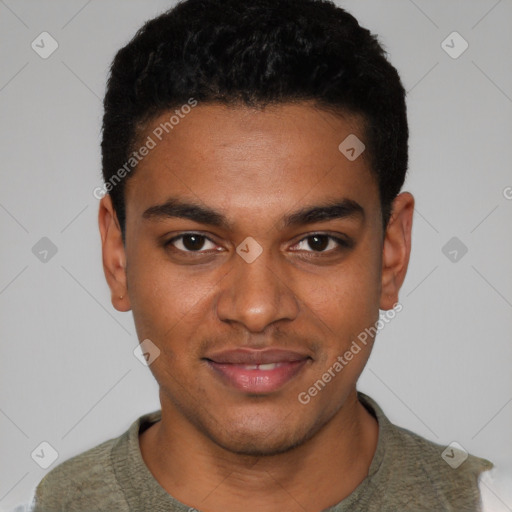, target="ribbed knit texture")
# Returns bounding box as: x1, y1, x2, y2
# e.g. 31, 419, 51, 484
33, 392, 493, 511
